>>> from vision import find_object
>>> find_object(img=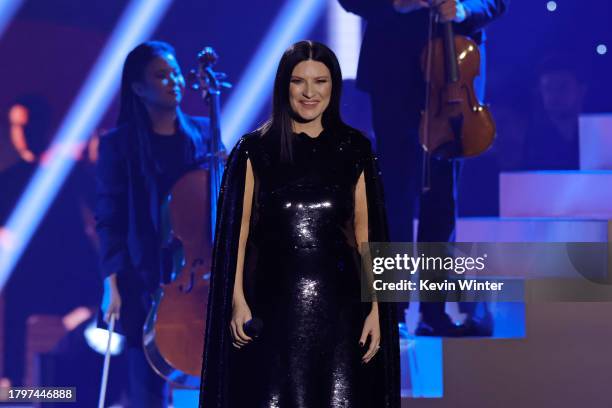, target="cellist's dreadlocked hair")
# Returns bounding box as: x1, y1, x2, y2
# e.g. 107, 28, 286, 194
117, 41, 197, 179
